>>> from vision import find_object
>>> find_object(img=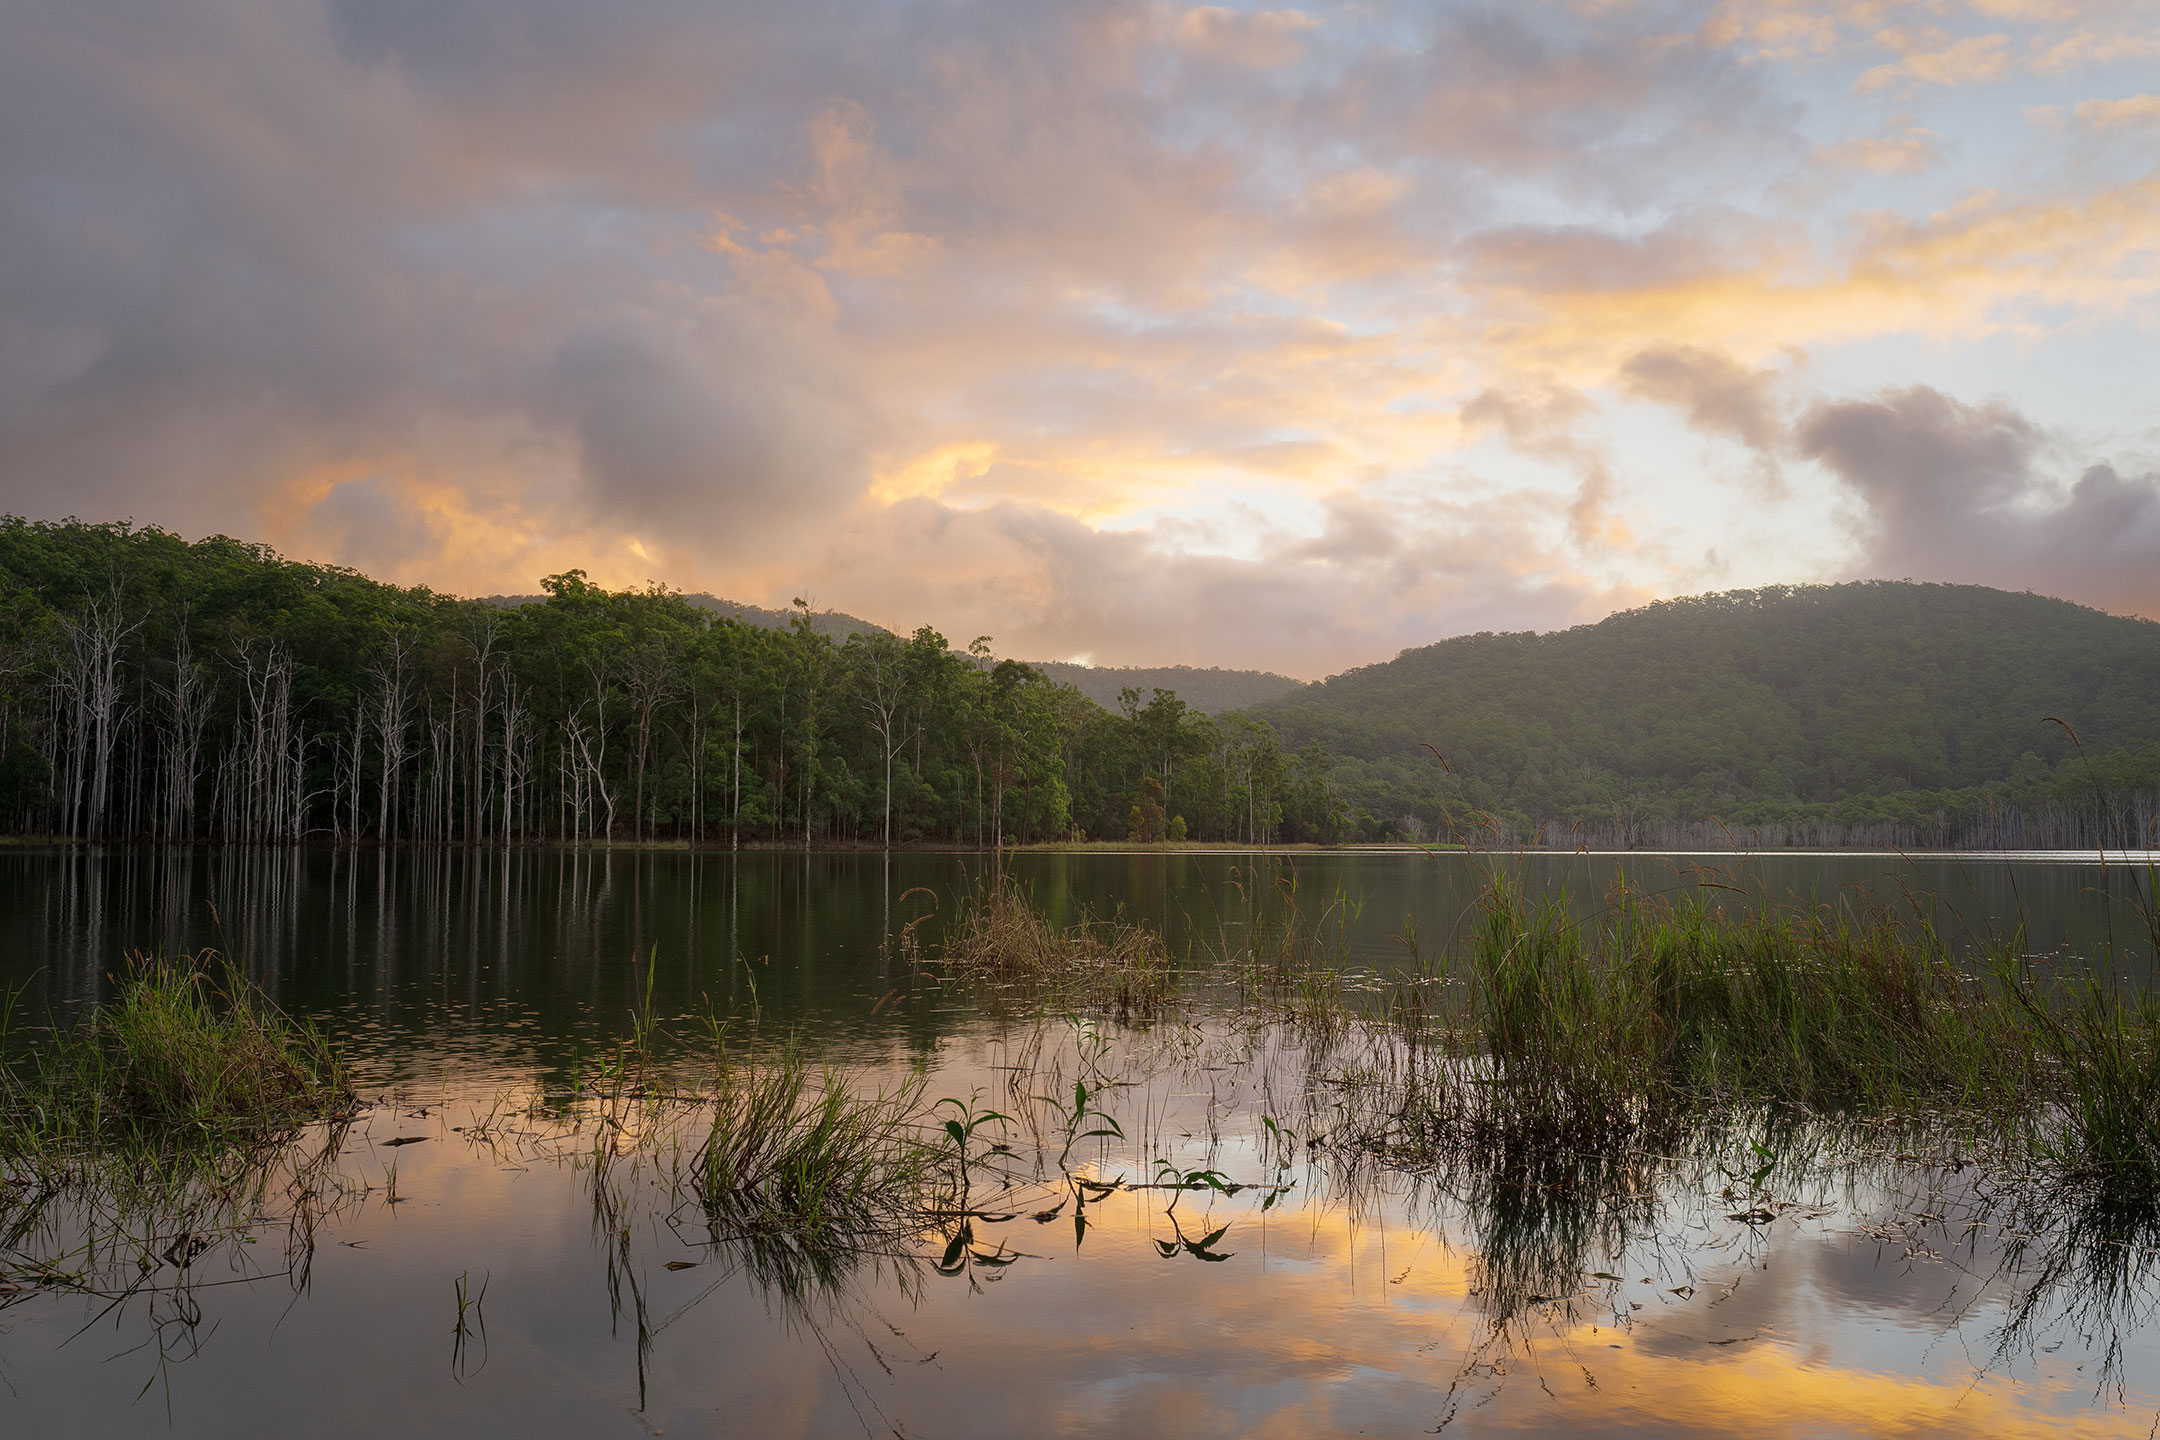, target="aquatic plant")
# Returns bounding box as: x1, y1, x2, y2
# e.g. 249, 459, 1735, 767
0, 952, 351, 1153
684, 1047, 943, 1250
939, 874, 1179, 1015
0, 957, 361, 1403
